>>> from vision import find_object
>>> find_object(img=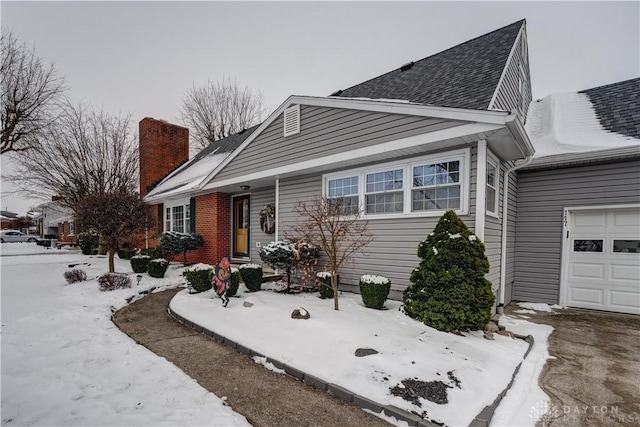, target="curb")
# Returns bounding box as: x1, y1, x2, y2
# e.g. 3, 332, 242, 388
167, 305, 534, 427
